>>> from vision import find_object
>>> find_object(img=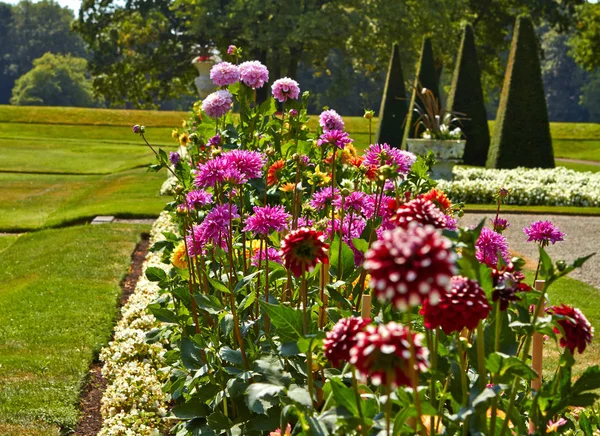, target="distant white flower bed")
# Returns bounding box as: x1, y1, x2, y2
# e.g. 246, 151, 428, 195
98, 212, 176, 436
437, 167, 600, 207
